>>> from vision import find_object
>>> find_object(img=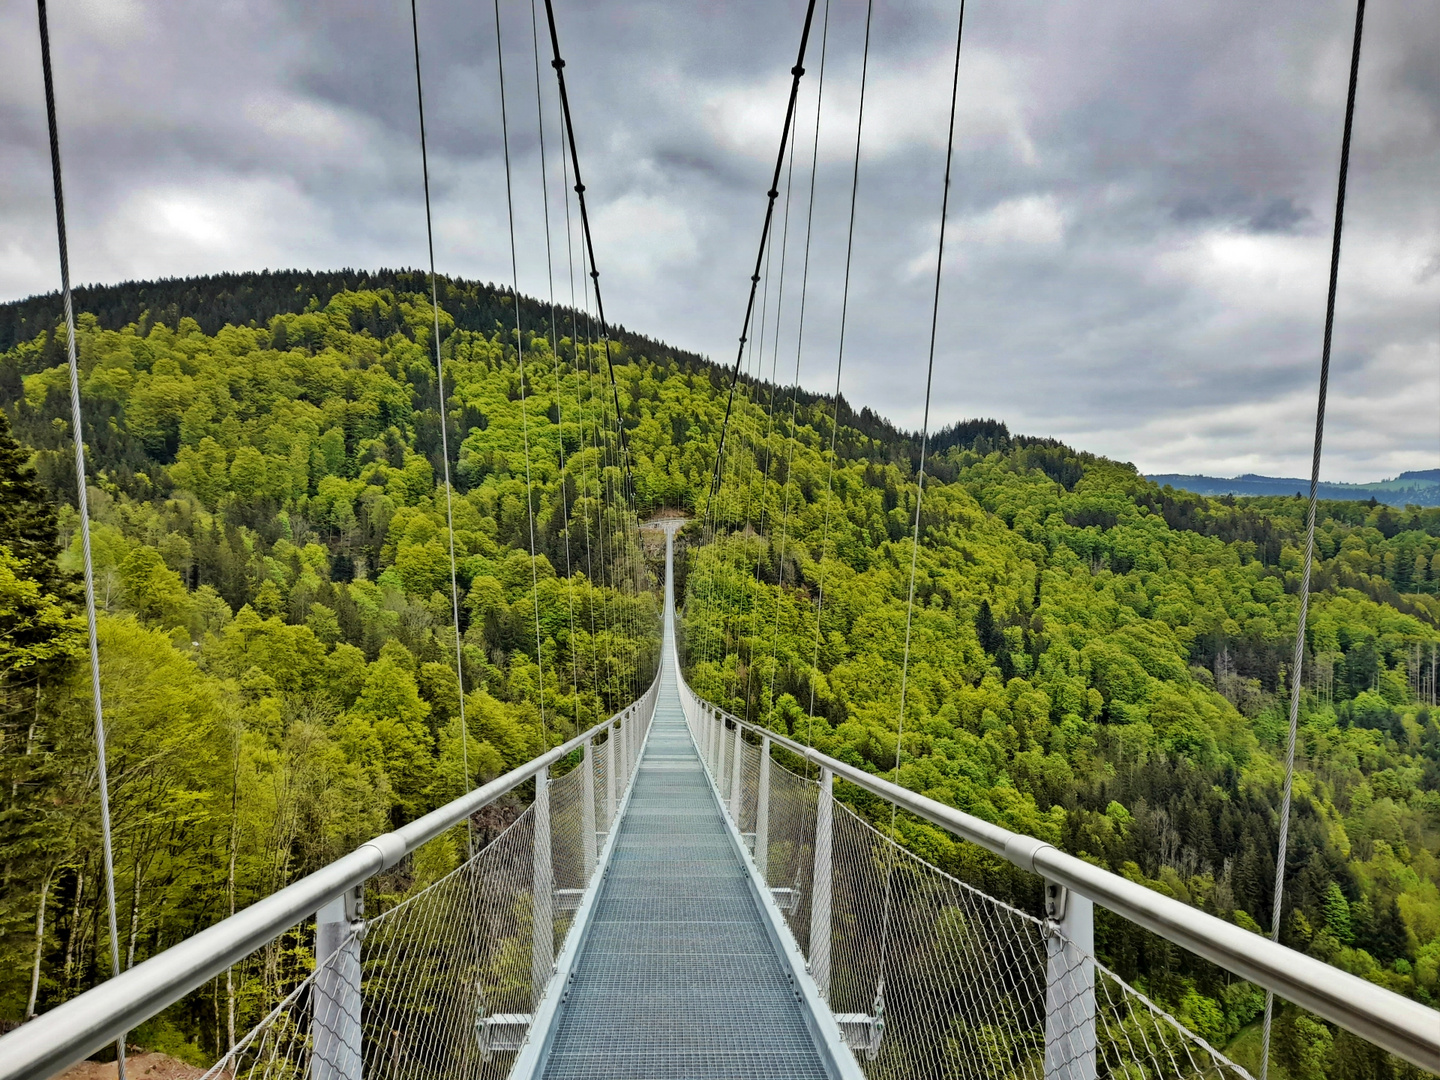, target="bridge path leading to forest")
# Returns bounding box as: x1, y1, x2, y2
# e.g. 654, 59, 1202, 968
0, 523, 1436, 1080
527, 522, 843, 1078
